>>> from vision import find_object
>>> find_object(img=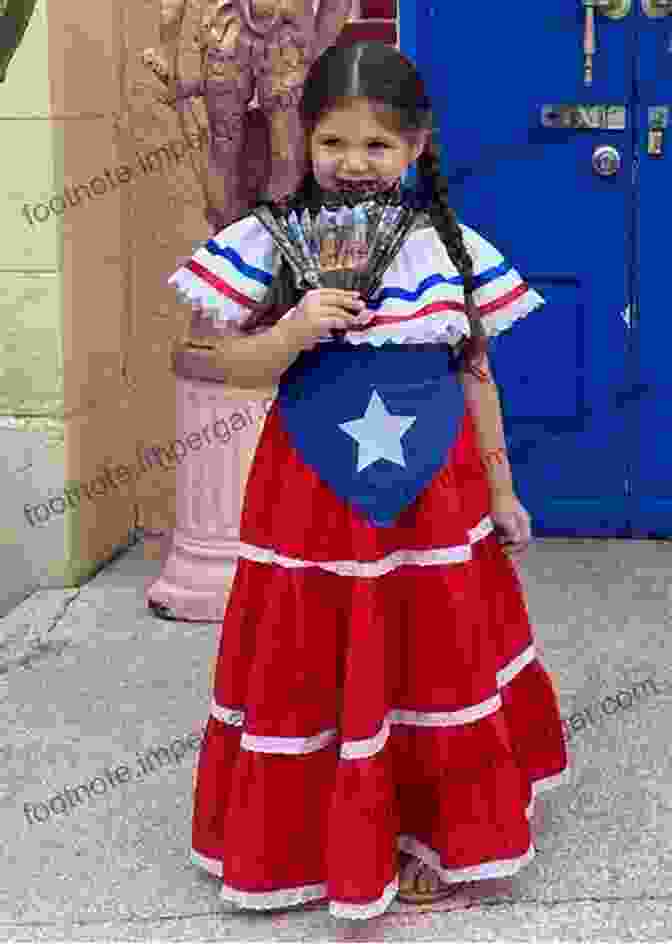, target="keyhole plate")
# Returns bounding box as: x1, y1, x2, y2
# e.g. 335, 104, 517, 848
592, 145, 621, 175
